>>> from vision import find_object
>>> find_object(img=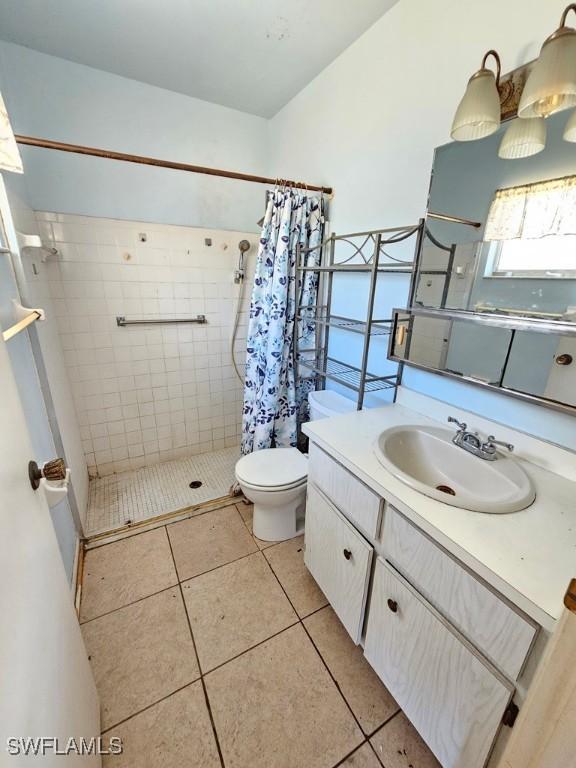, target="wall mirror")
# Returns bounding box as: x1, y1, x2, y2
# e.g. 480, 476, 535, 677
416, 108, 576, 321
393, 103, 576, 414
